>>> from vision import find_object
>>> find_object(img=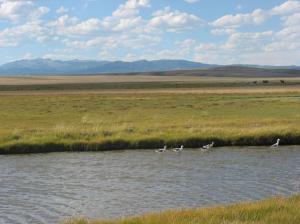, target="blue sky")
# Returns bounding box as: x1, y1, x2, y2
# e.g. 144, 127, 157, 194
0, 0, 299, 65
